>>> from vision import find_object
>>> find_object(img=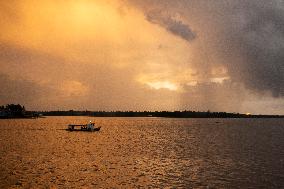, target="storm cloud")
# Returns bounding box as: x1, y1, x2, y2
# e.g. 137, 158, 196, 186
132, 0, 284, 97
225, 2, 284, 97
